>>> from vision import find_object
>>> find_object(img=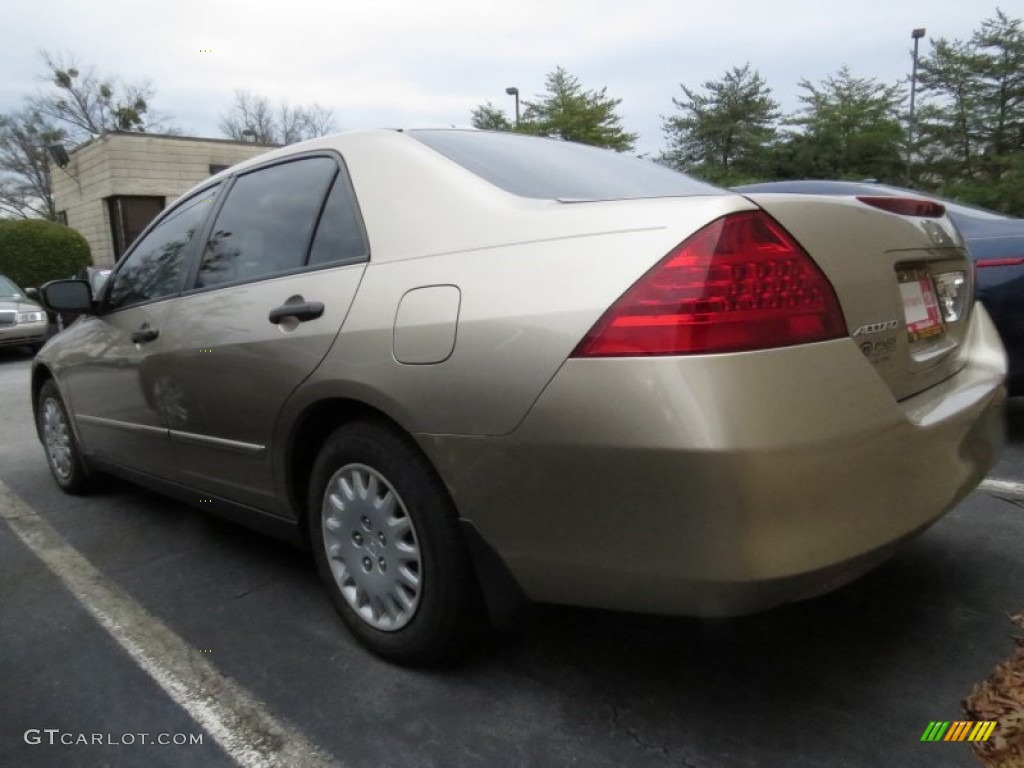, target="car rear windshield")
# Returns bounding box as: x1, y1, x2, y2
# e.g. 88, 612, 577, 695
408, 130, 722, 201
